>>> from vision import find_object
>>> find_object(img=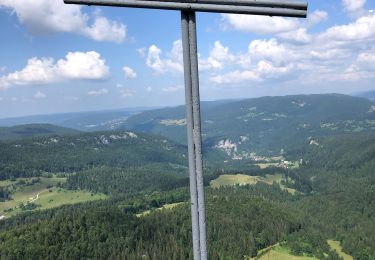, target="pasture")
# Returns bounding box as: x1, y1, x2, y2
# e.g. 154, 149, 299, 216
0, 176, 107, 218
210, 174, 297, 194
